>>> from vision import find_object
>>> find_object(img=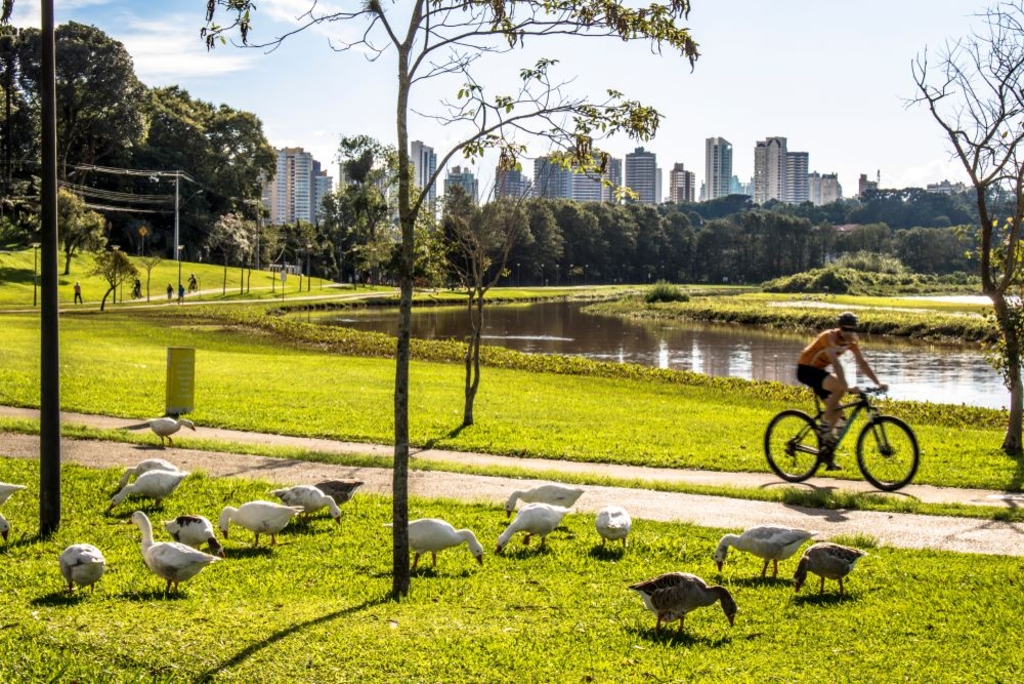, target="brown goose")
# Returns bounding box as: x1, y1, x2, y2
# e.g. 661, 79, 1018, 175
629, 572, 737, 633
313, 479, 364, 506
793, 542, 868, 595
